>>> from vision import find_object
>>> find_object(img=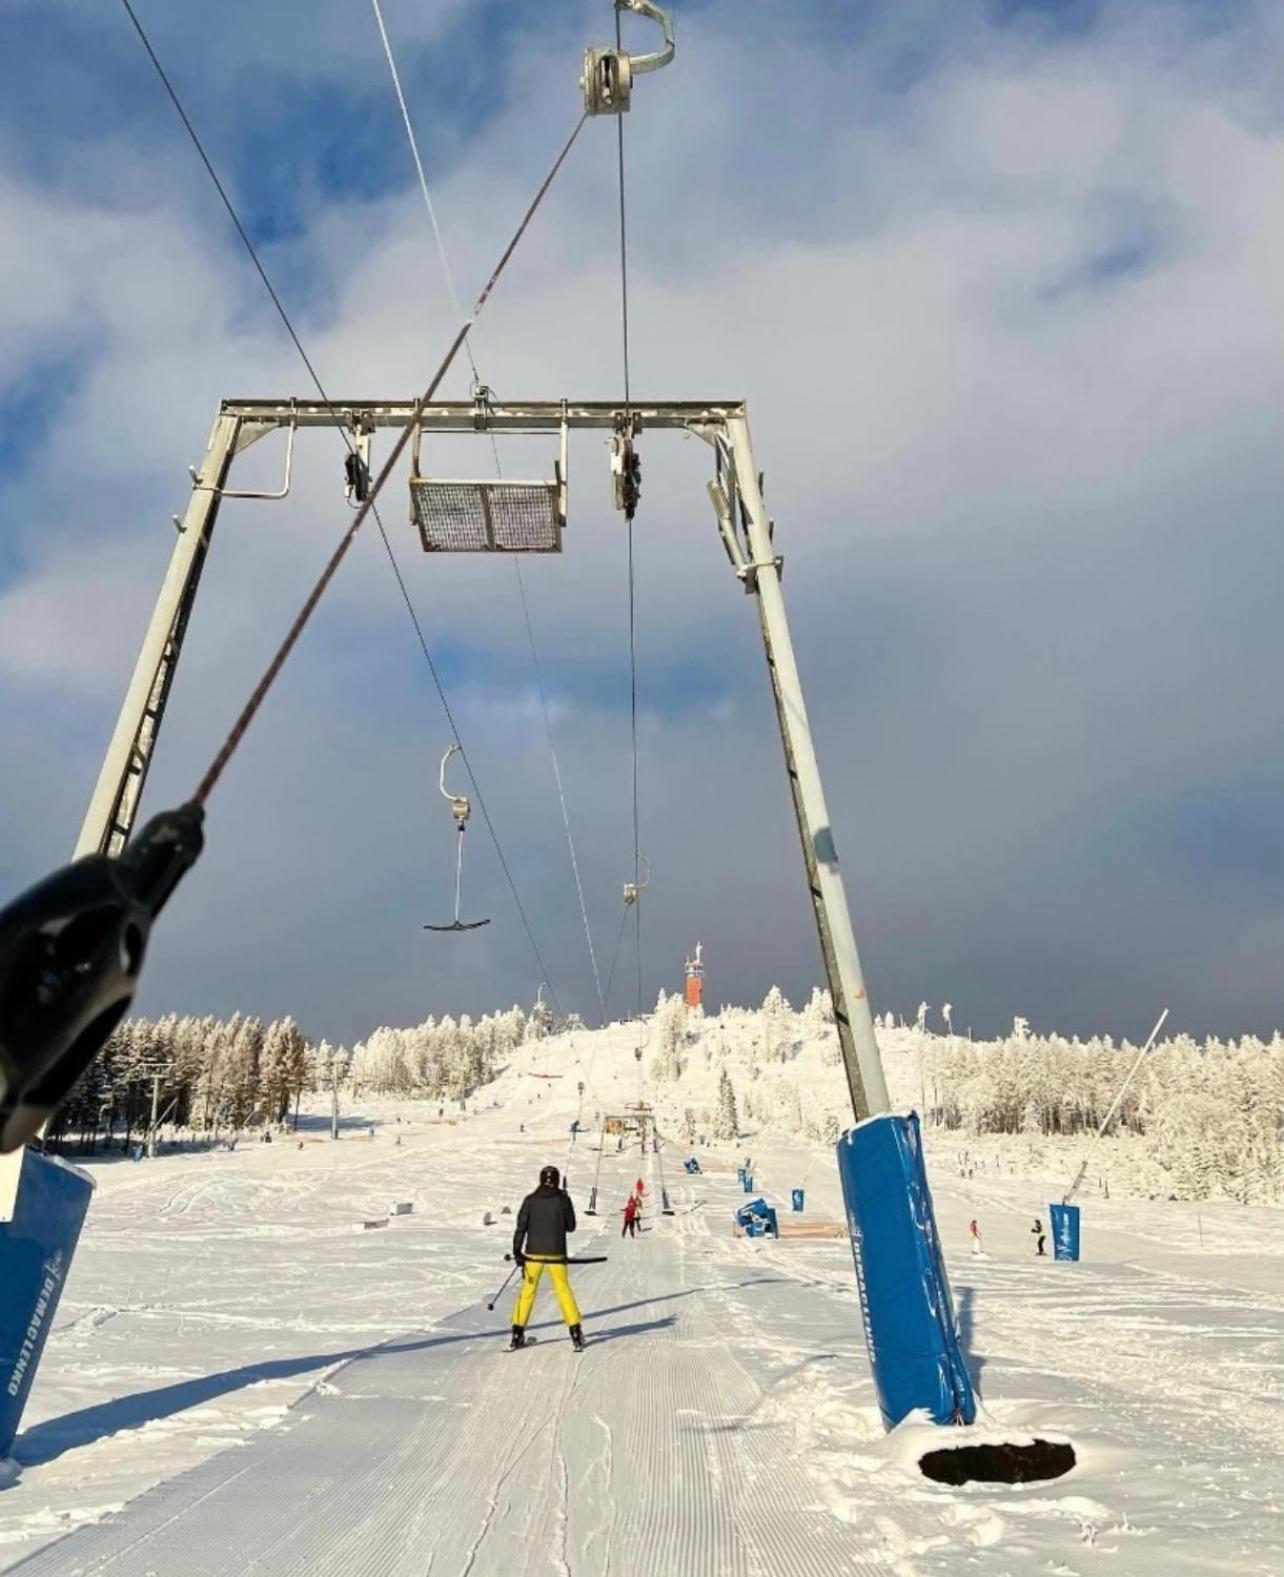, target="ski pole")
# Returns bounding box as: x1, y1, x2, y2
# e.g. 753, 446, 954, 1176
504, 1253, 609, 1266
486, 1264, 519, 1311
